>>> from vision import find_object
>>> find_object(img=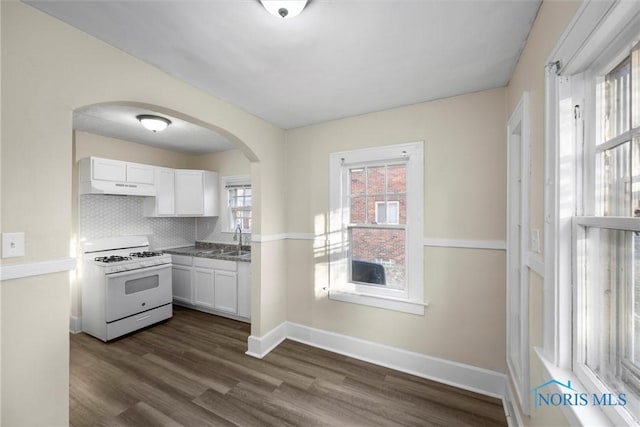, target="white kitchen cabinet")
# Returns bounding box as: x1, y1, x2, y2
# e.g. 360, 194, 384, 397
170, 254, 249, 322
171, 255, 193, 304
91, 157, 126, 182
173, 170, 219, 216
126, 162, 155, 184
143, 167, 175, 216
79, 156, 156, 196
194, 267, 215, 309
175, 170, 205, 215
214, 270, 237, 313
